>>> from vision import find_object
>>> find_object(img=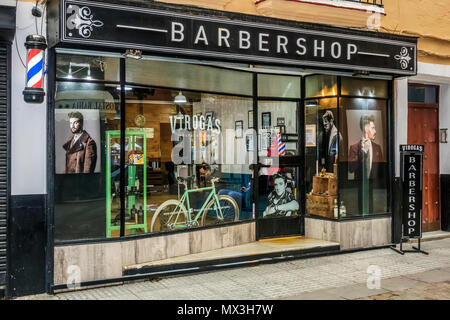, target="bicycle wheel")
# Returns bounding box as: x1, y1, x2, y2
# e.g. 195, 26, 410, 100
201, 195, 239, 226
150, 199, 188, 232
